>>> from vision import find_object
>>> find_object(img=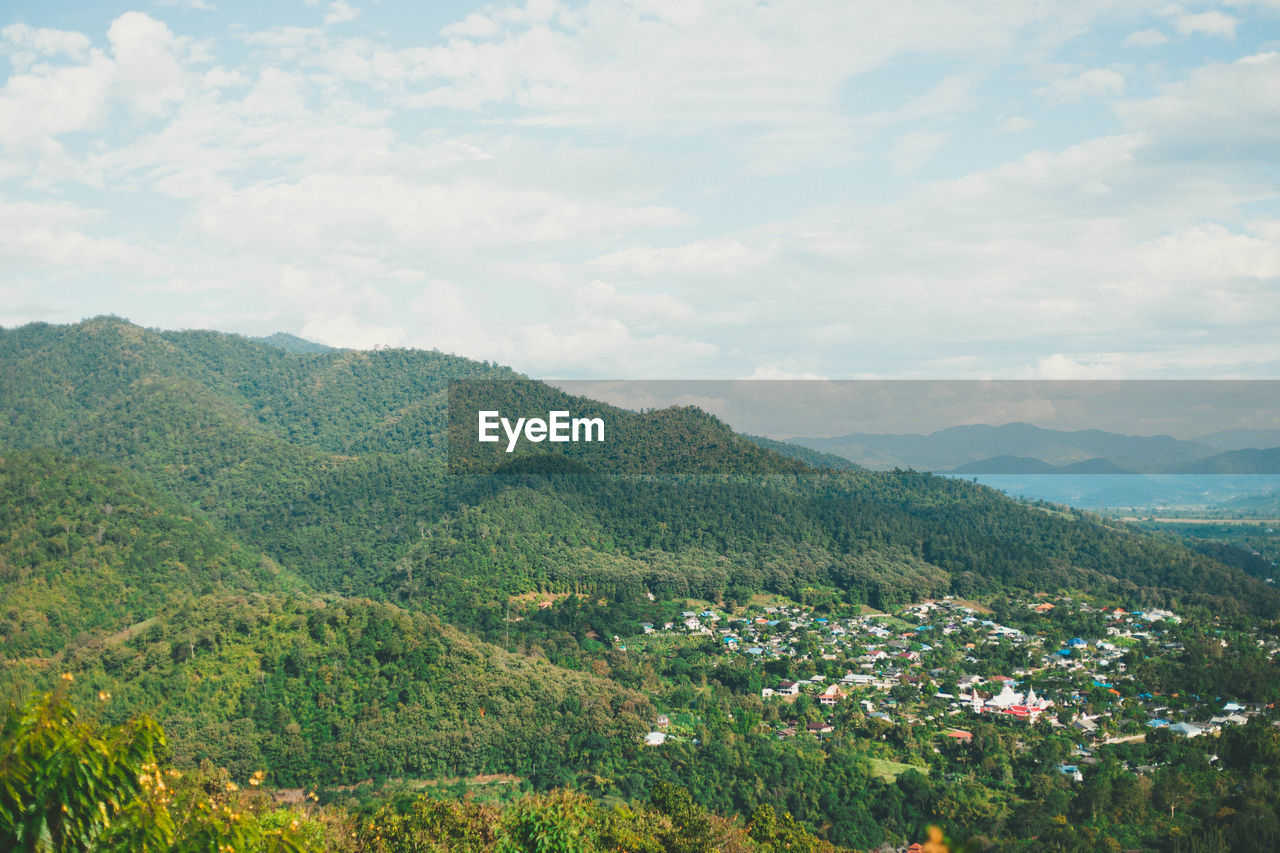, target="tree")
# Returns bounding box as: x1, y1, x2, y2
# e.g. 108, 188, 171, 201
0, 690, 306, 852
